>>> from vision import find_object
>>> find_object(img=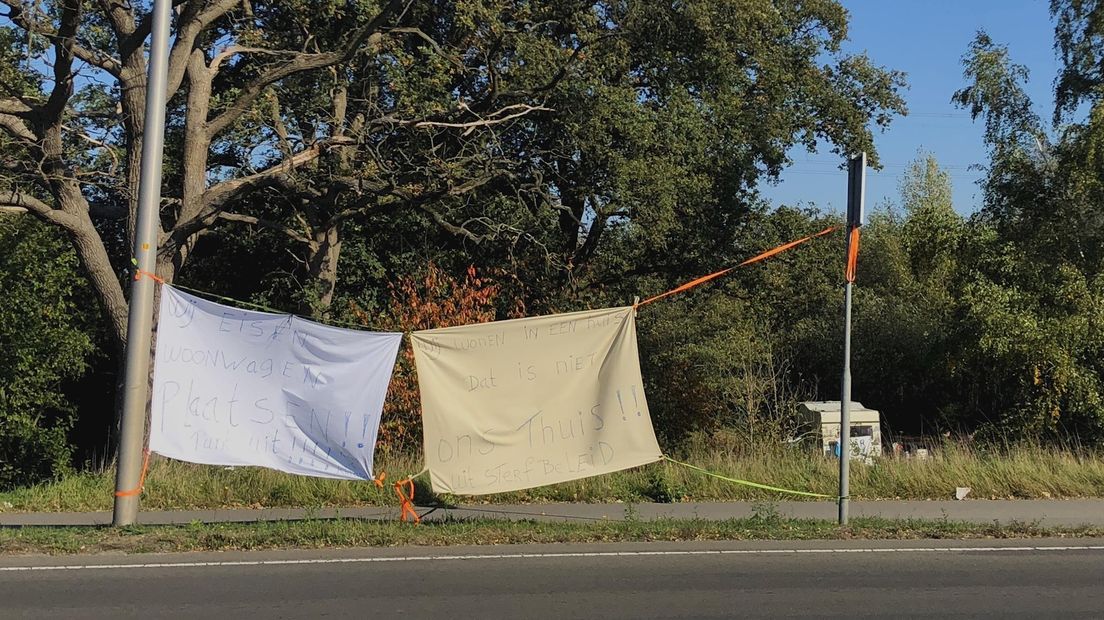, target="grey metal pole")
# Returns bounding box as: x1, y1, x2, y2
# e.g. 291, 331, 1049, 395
113, 0, 172, 526
839, 153, 865, 526
838, 278, 853, 525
